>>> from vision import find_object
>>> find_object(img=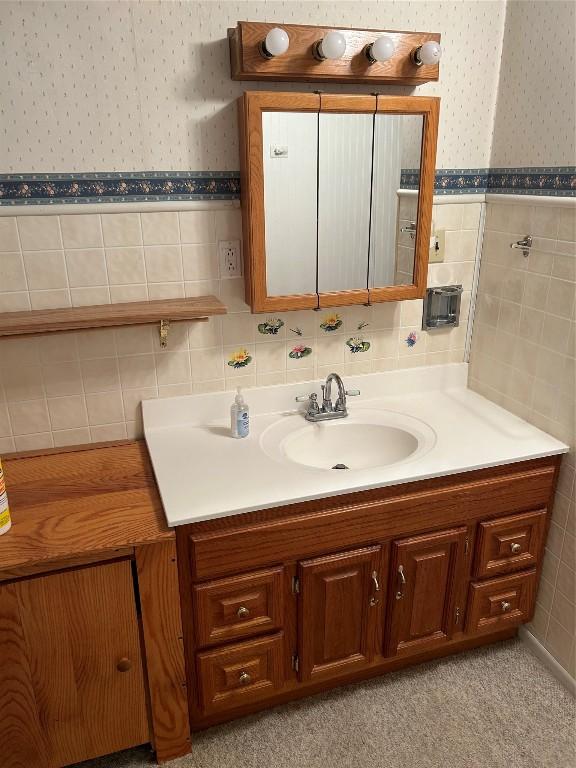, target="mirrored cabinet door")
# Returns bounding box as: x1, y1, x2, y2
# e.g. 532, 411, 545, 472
369, 114, 424, 289
262, 111, 318, 298
239, 92, 439, 313
317, 102, 374, 305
